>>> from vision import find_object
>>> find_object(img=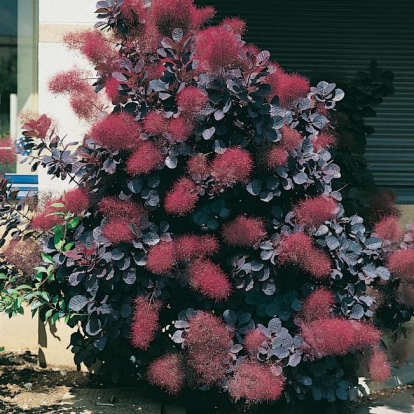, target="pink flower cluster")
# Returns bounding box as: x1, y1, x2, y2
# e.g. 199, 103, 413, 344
187, 259, 232, 301
186, 312, 233, 385
243, 329, 267, 355
101, 220, 135, 244
64, 30, 116, 67
195, 25, 242, 73
90, 113, 142, 151
145, 235, 229, 300
145, 235, 219, 275
387, 249, 414, 280
146, 242, 176, 275
300, 287, 335, 322
312, 133, 336, 151
373, 216, 402, 242
63, 188, 89, 215
147, 353, 185, 394
293, 195, 338, 228
367, 348, 391, 382
104, 77, 121, 102
176, 86, 209, 115
266, 126, 303, 169
48, 68, 88, 95
174, 234, 219, 260
31, 199, 65, 231
99, 197, 147, 245
187, 154, 210, 180
168, 117, 194, 143
0, 137, 16, 165
266, 68, 310, 107
98, 196, 147, 226
211, 148, 253, 187
149, 0, 210, 36
130, 296, 162, 350
266, 146, 288, 169
301, 319, 381, 358
228, 361, 284, 403
143, 111, 169, 135
49, 68, 98, 119
126, 141, 164, 175
278, 232, 332, 278
222, 215, 266, 247
280, 126, 303, 151
164, 178, 199, 216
